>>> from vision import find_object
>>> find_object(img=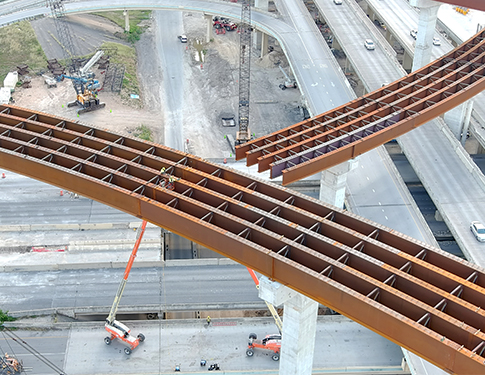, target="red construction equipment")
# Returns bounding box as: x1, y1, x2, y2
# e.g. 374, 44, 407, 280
104, 220, 147, 355
246, 333, 282, 361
